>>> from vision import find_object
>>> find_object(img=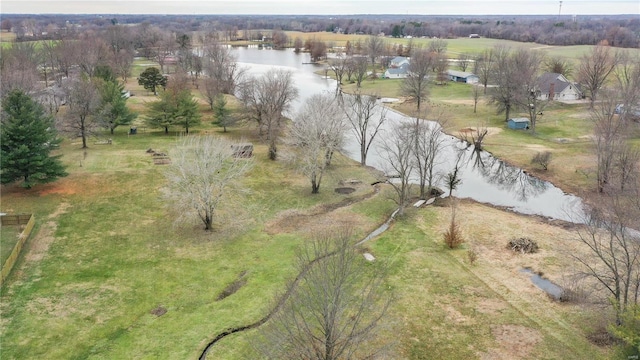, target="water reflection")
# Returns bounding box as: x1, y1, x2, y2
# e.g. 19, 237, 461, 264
459, 144, 548, 202
231, 47, 585, 222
